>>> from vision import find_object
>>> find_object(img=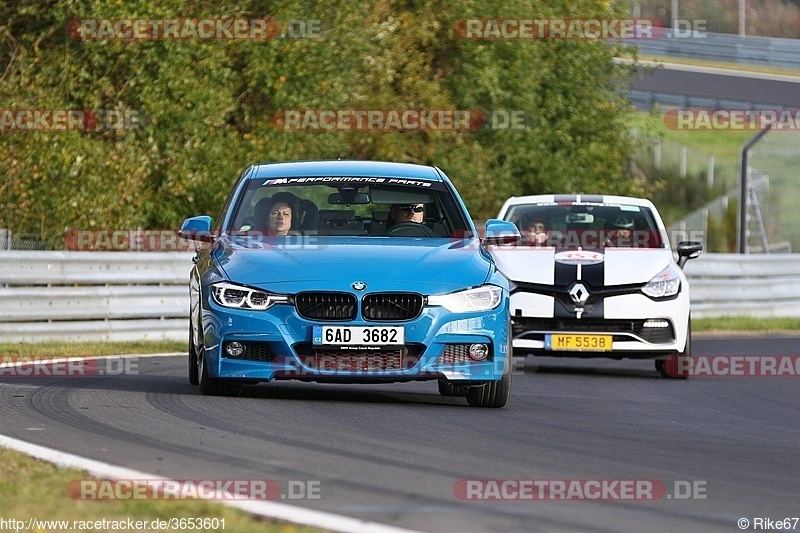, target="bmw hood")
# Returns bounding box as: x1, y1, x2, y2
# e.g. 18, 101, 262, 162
490, 247, 675, 286
214, 236, 494, 294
